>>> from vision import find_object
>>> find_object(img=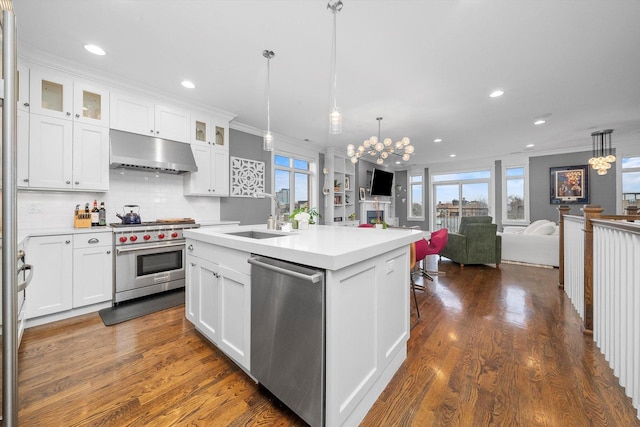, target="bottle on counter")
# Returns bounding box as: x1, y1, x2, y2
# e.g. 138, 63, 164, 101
91, 200, 100, 227
98, 202, 106, 226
